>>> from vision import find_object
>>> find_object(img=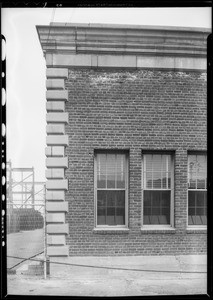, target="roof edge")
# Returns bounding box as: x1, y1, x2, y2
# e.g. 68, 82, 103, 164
46, 22, 211, 33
